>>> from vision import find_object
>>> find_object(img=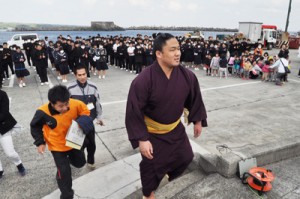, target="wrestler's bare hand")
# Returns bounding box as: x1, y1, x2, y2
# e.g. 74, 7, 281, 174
139, 140, 153, 159
194, 121, 202, 138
